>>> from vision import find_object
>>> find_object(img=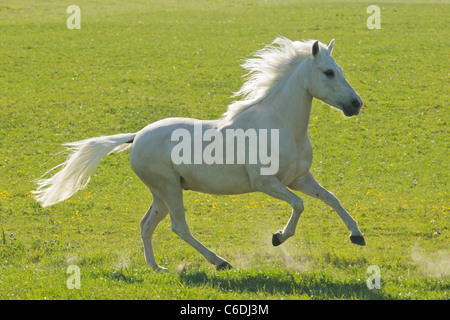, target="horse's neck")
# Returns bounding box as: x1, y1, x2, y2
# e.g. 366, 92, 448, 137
227, 60, 313, 142
267, 61, 313, 139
